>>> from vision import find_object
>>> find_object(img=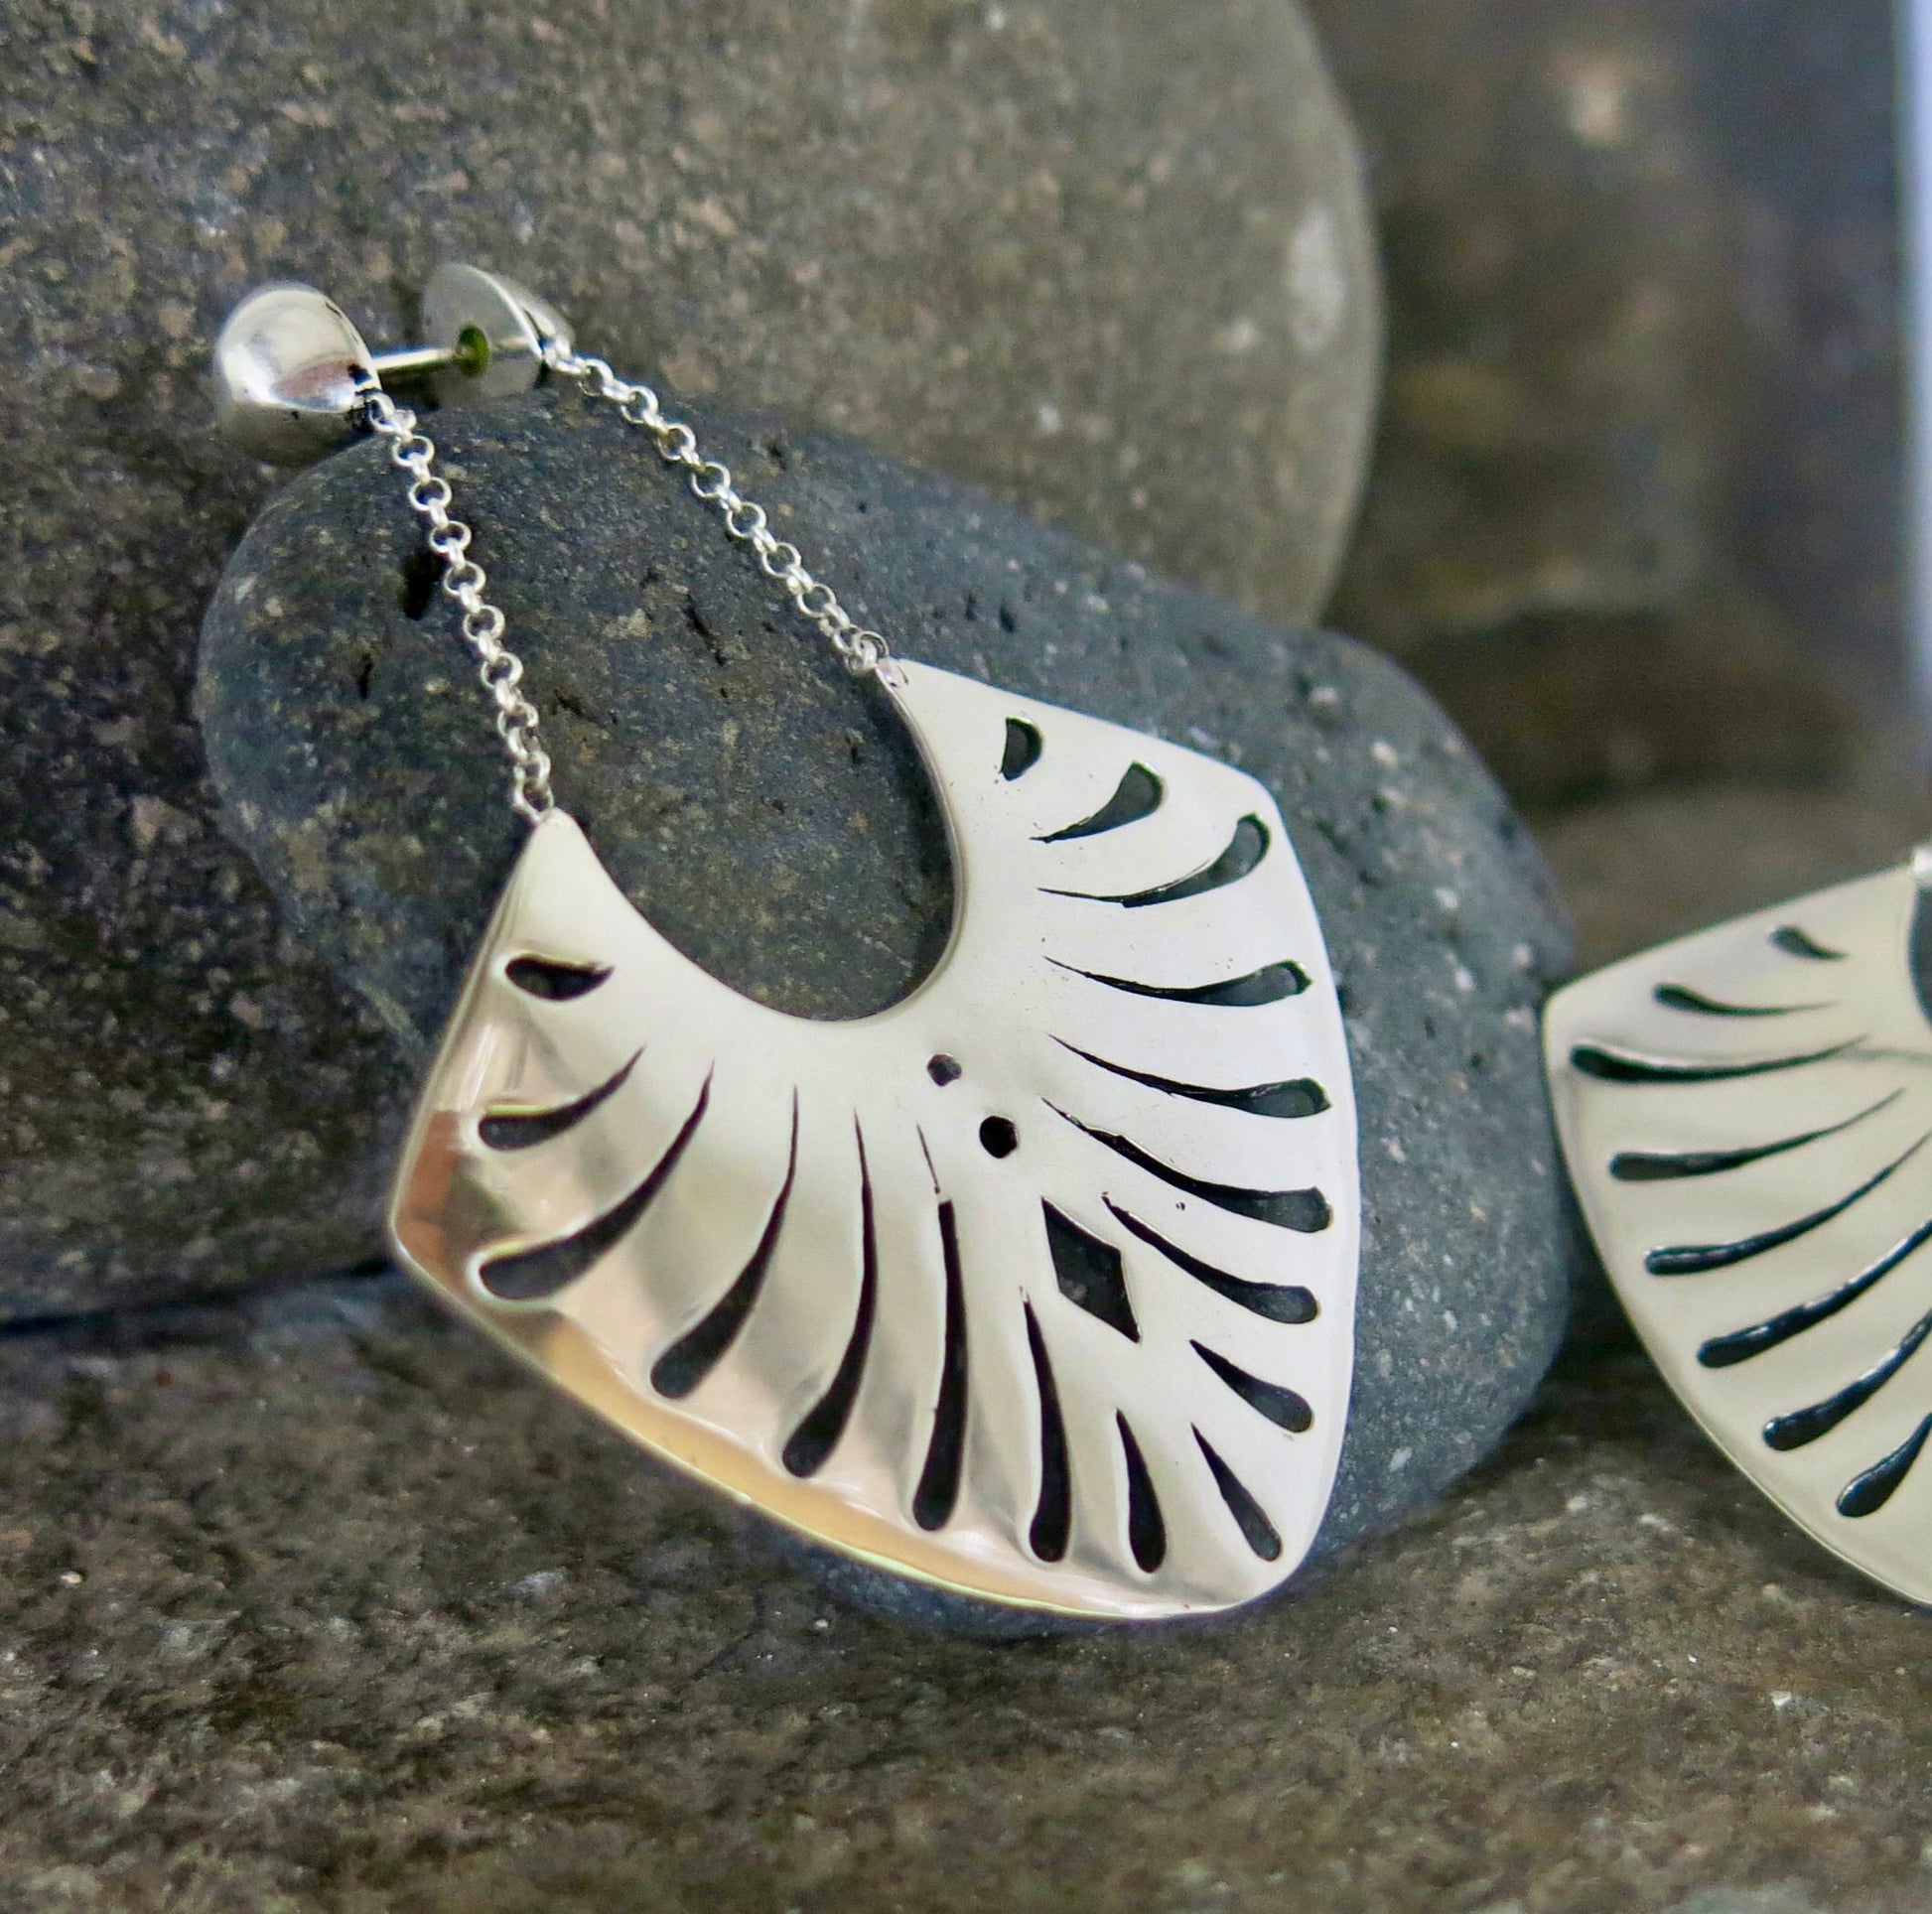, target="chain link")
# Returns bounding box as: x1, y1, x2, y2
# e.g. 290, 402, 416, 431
358, 386, 555, 822
356, 349, 897, 824
545, 346, 898, 684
